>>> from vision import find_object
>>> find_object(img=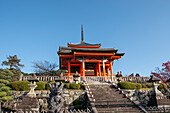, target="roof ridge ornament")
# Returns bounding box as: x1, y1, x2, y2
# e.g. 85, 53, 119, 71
81, 24, 85, 43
